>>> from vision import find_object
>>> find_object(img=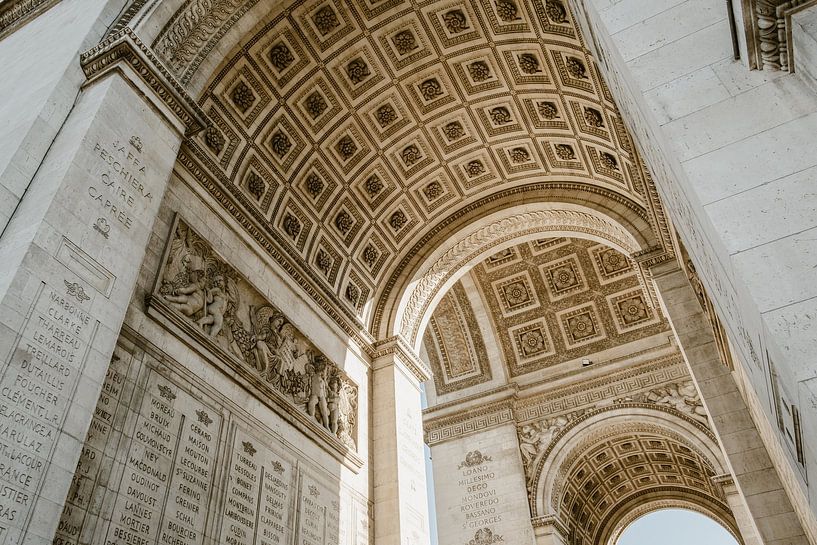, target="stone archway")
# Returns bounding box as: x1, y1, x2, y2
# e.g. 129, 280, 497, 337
384, 202, 650, 350
2, 1, 812, 545
531, 407, 738, 544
